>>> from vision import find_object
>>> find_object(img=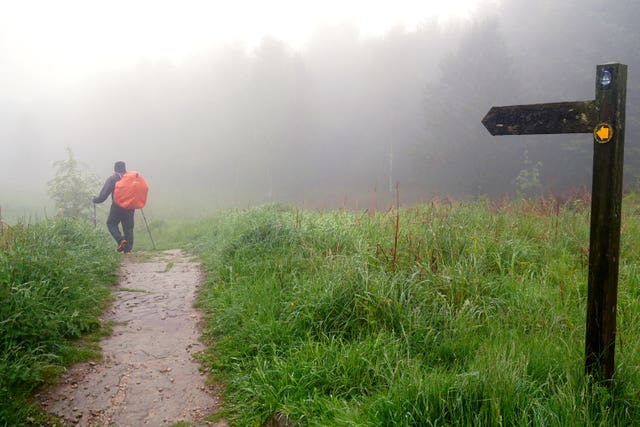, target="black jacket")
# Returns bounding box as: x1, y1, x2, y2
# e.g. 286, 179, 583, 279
93, 173, 122, 204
